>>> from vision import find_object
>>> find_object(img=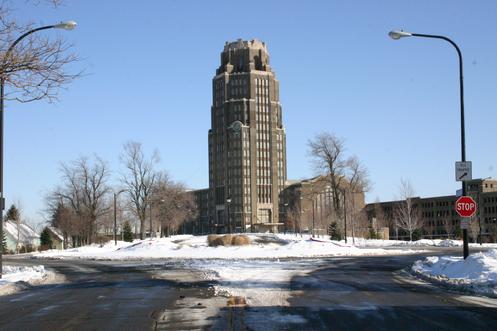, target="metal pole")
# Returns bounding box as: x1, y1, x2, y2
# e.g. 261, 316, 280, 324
312, 198, 315, 238
409, 33, 468, 259
149, 203, 153, 238
0, 24, 57, 279
227, 201, 231, 233
113, 193, 117, 245
343, 190, 347, 244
